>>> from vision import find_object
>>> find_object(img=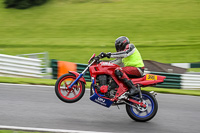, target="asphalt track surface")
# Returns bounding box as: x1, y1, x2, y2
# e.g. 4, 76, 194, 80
0, 83, 200, 133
